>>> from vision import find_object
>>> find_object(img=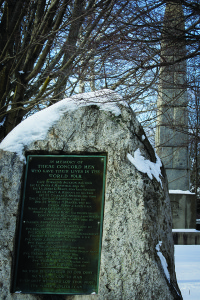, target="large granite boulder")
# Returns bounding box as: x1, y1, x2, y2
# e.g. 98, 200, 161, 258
0, 90, 182, 299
